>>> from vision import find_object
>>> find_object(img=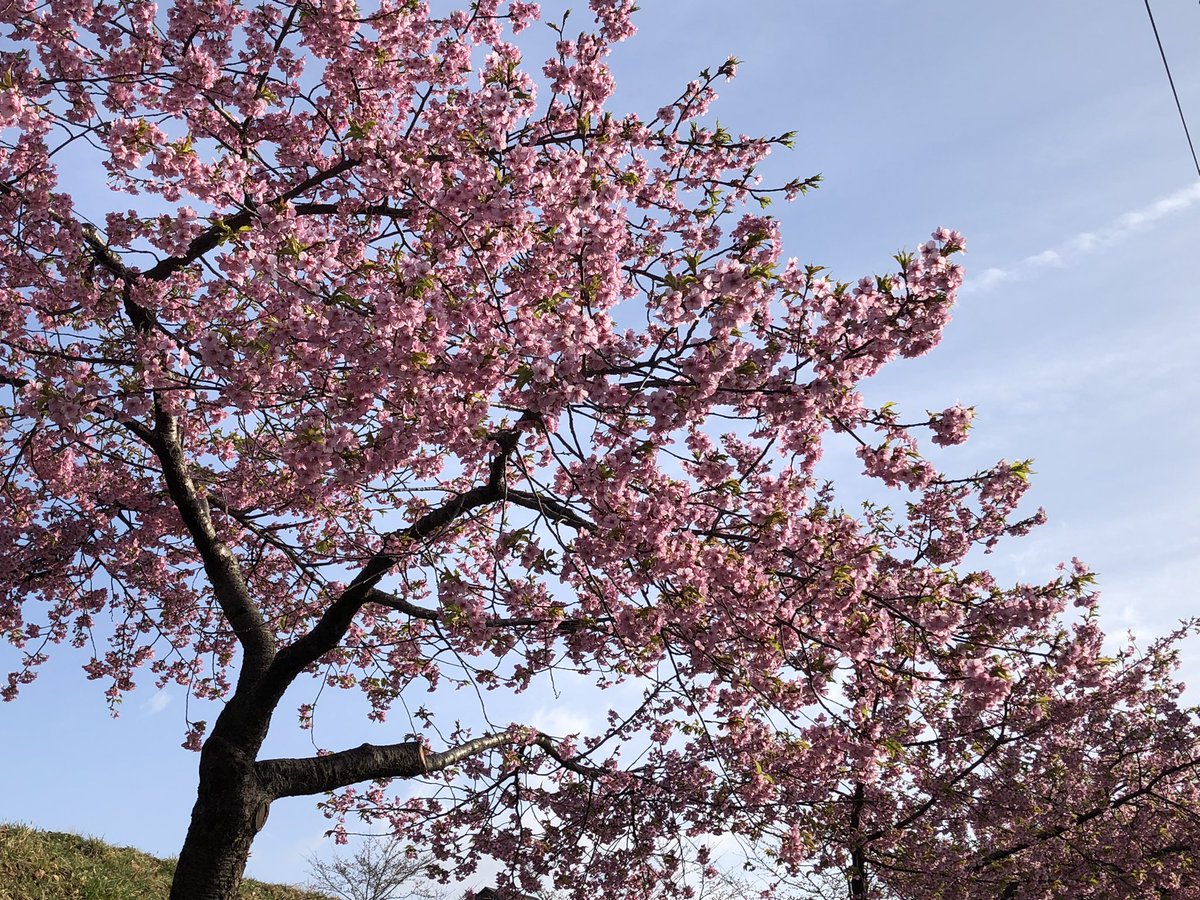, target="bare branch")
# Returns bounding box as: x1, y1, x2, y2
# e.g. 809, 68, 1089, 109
504, 488, 594, 531
364, 589, 441, 621
306, 835, 443, 900
365, 588, 601, 635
